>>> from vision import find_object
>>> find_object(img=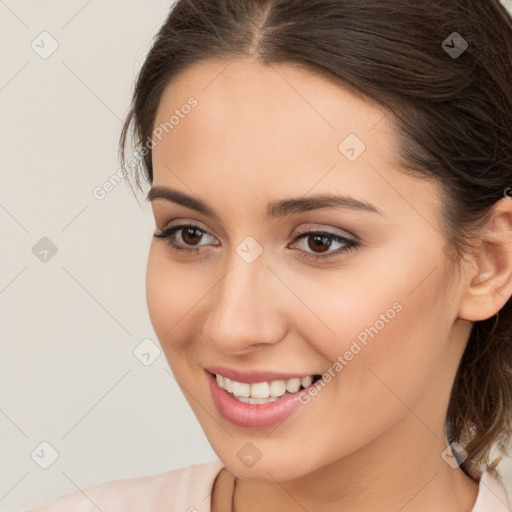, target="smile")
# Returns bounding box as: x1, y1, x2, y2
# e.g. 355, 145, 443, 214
215, 373, 322, 404
206, 369, 323, 428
